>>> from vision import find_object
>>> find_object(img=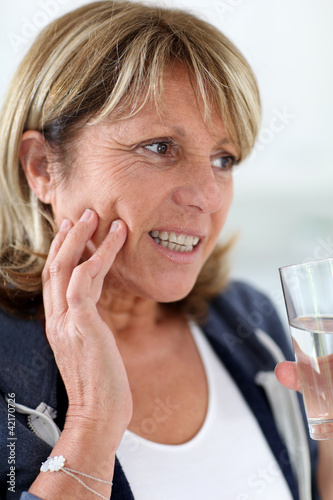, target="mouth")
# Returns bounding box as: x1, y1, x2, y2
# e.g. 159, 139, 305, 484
149, 230, 200, 253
